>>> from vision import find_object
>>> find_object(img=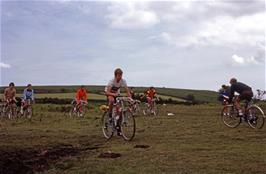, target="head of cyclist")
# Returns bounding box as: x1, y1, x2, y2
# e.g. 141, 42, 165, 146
221, 84, 229, 90
26, 84, 32, 91
80, 85, 86, 91
114, 68, 123, 83
9, 82, 15, 90
150, 87, 155, 90
230, 78, 237, 85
